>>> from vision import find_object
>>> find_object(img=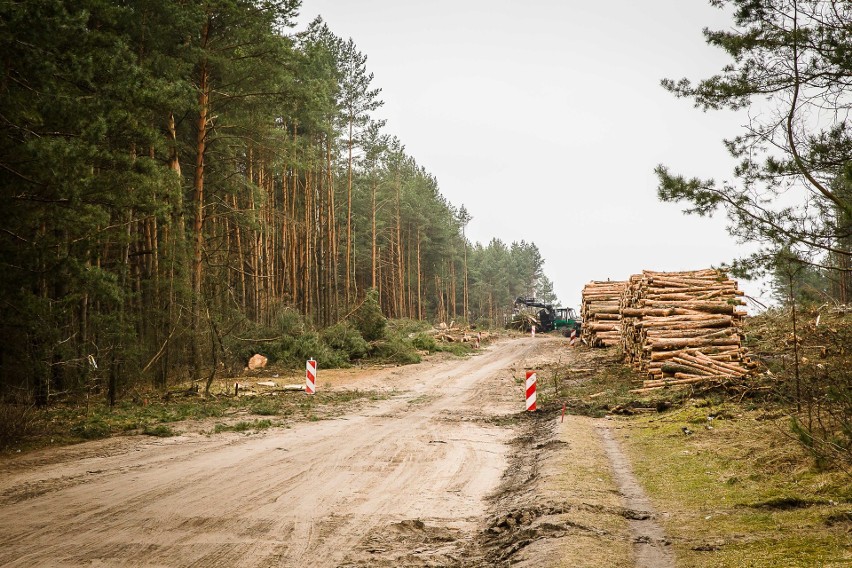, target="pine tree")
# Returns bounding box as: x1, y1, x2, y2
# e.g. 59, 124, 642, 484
656, 0, 852, 298
337, 37, 383, 304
